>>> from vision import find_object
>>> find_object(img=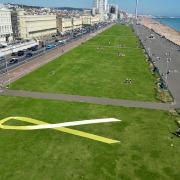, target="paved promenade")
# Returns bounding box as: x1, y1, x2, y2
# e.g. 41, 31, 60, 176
134, 23, 180, 104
